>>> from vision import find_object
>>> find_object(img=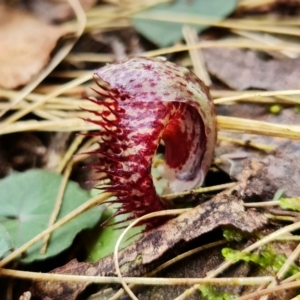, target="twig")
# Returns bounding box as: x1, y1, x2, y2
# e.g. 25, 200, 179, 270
0, 268, 274, 286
